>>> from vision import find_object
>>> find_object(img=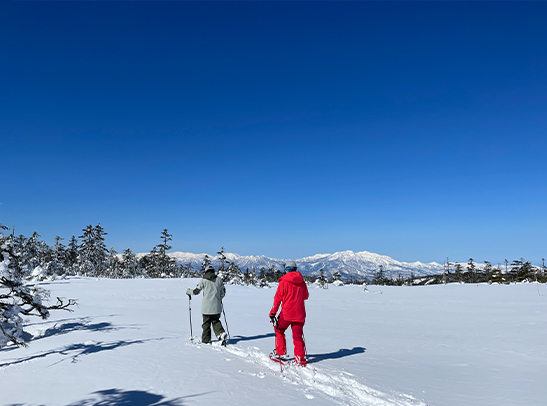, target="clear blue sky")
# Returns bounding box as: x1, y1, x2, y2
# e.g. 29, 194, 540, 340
1, 2, 546, 265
